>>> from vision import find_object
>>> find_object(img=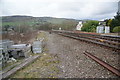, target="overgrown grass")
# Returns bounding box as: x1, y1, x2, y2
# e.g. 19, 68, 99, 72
2, 51, 36, 72
2, 20, 35, 27
36, 31, 48, 41
10, 53, 60, 78
9, 31, 60, 78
